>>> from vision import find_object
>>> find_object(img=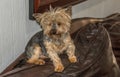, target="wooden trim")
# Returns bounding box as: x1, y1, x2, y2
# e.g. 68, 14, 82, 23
34, 0, 41, 13
37, 0, 87, 13
29, 0, 87, 20
29, 0, 34, 20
